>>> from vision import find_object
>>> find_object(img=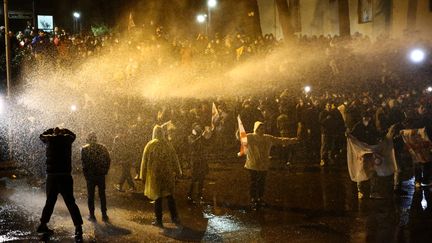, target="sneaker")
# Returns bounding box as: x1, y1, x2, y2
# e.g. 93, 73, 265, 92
36, 224, 54, 235
114, 184, 124, 192
88, 214, 96, 222
420, 182, 432, 187
357, 192, 364, 199
102, 214, 109, 222
370, 192, 385, 199
151, 220, 164, 228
